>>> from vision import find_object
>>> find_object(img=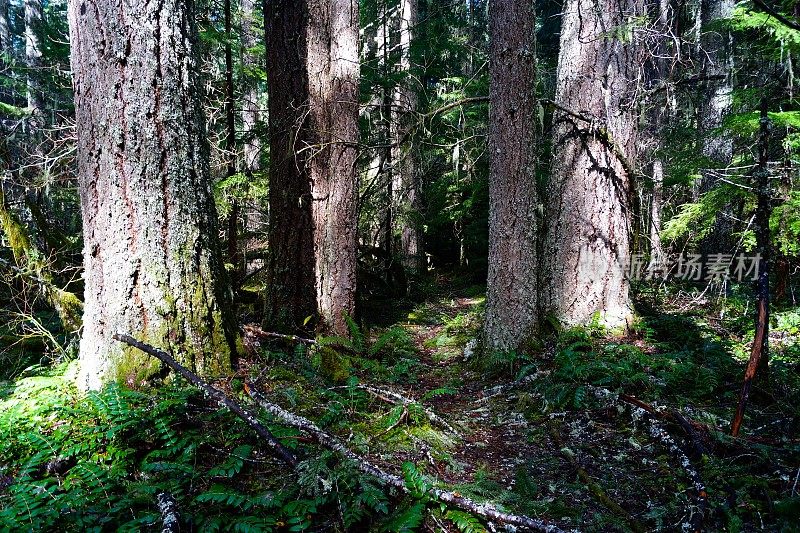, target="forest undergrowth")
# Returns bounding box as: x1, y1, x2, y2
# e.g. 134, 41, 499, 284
1, 275, 799, 532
